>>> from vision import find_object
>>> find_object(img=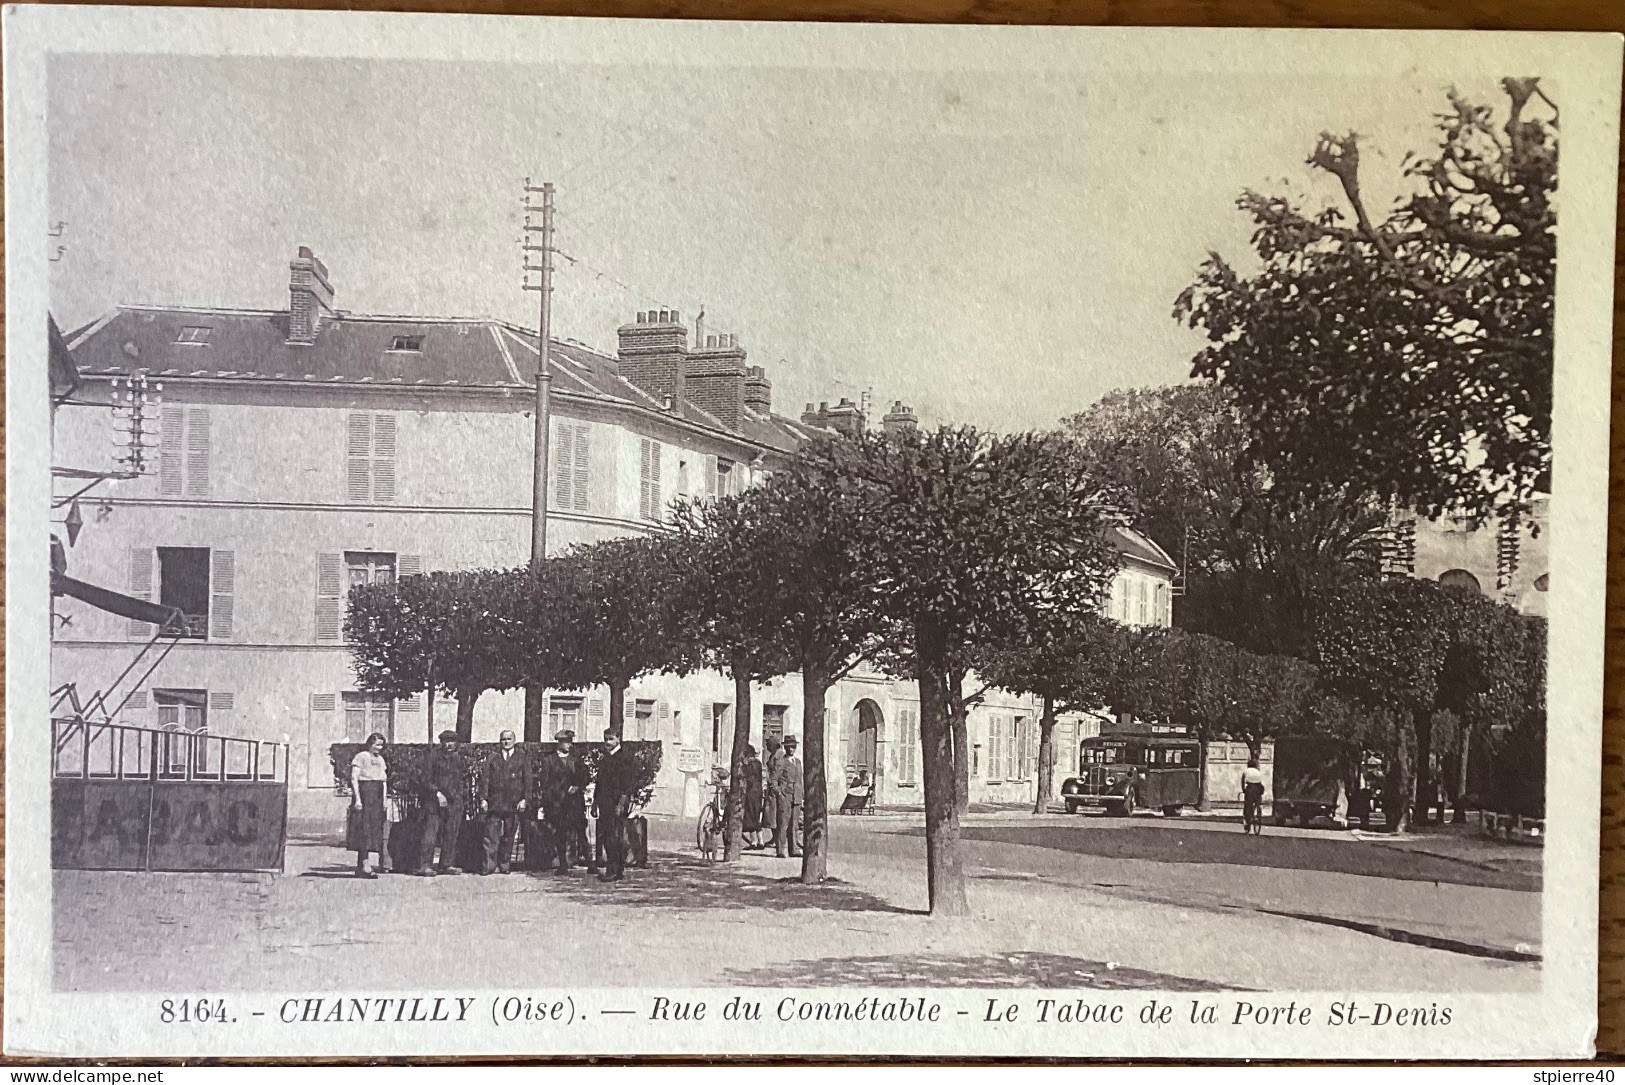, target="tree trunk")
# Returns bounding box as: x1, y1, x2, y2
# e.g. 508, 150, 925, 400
800, 666, 831, 884
1385, 719, 1417, 834
607, 677, 628, 740
1453, 726, 1472, 824
455, 686, 480, 743
724, 668, 753, 862
522, 683, 545, 743
425, 667, 437, 743
1194, 732, 1211, 812
948, 667, 970, 815
1414, 709, 1434, 826
918, 625, 969, 916
1033, 693, 1057, 815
